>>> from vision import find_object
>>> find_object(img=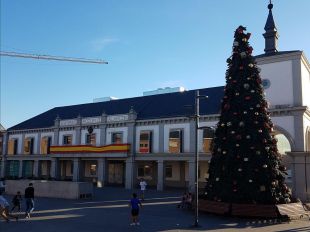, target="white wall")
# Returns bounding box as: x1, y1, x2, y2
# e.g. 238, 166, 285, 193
8, 134, 23, 154
106, 127, 128, 144
272, 116, 295, 140
135, 125, 159, 153
259, 60, 293, 106
164, 123, 190, 153
301, 61, 310, 107
59, 130, 76, 145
